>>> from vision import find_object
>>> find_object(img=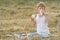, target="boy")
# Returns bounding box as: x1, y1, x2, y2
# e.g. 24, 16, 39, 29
31, 2, 53, 40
